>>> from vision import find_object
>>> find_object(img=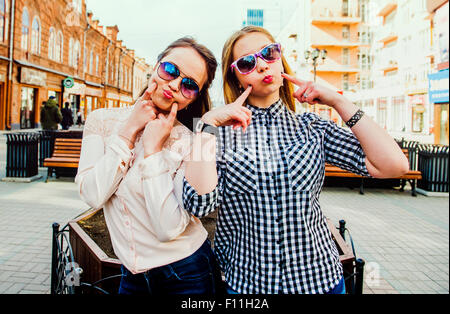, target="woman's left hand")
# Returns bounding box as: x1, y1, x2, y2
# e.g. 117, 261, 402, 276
282, 73, 345, 108
143, 103, 178, 157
